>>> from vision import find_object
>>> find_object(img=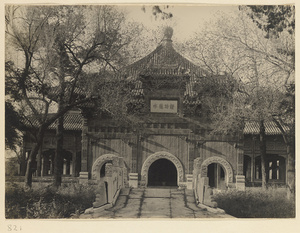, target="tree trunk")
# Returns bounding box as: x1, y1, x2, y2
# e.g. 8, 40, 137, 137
53, 39, 67, 188
53, 115, 64, 188
24, 137, 43, 188
259, 119, 267, 190
20, 147, 27, 176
